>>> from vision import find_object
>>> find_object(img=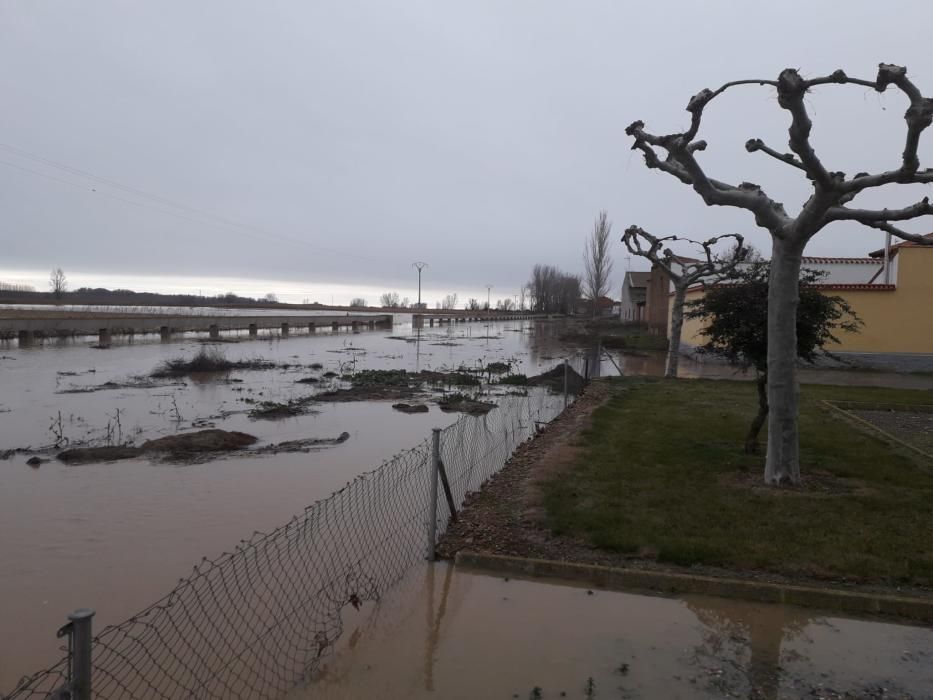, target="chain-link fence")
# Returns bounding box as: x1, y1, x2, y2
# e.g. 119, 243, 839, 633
4, 365, 586, 700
